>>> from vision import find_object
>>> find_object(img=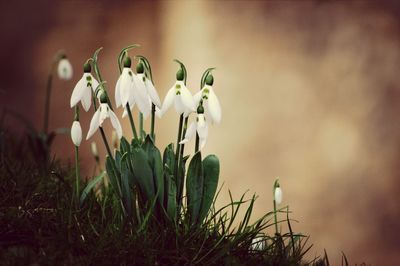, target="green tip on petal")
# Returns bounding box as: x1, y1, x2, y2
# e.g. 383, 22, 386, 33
176, 68, 184, 81
100, 92, 108, 104
205, 74, 214, 86
83, 62, 91, 73
123, 57, 132, 68
136, 62, 144, 74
